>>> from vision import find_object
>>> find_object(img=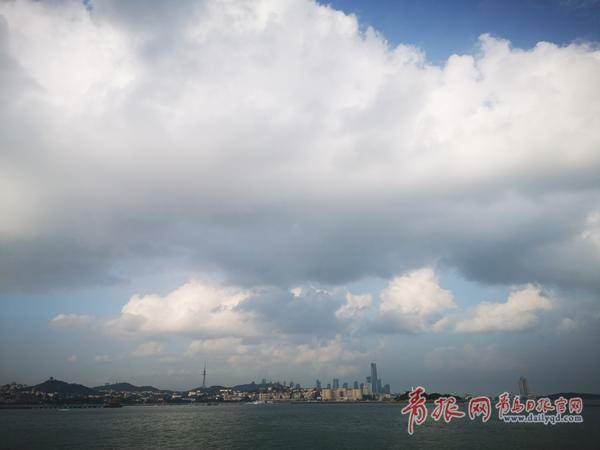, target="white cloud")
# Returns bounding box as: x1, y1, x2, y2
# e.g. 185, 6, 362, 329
335, 292, 372, 321
130, 341, 164, 357
50, 314, 94, 328
0, 0, 598, 294
456, 285, 553, 333
380, 268, 456, 316
106, 279, 254, 338
377, 267, 457, 332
